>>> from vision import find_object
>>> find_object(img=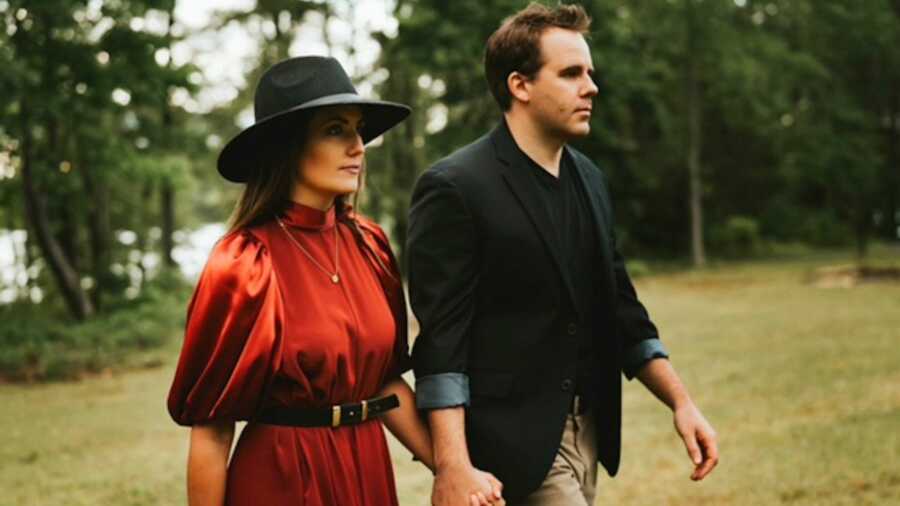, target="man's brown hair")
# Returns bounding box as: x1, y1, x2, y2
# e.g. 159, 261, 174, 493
484, 3, 591, 111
